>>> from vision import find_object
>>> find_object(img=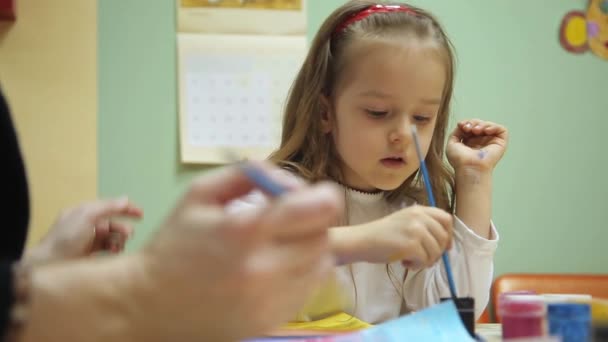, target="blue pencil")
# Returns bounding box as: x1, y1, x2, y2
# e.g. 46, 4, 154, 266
222, 150, 288, 197
240, 163, 287, 197
410, 125, 458, 300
